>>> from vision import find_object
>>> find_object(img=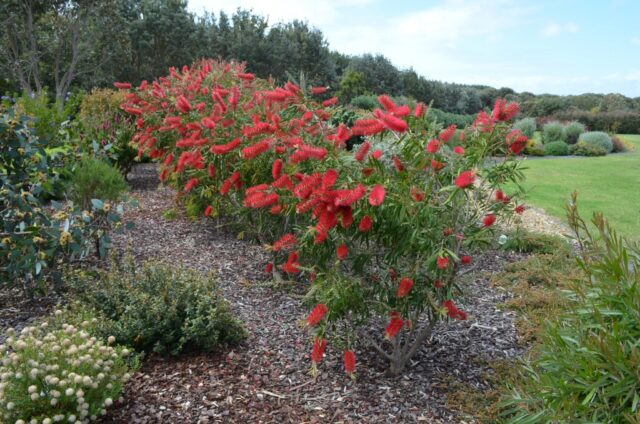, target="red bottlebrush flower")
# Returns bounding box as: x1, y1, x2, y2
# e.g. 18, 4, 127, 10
237, 72, 255, 80
378, 95, 397, 112
393, 105, 411, 117
461, 255, 472, 265
431, 159, 445, 171
385, 316, 404, 339
270, 205, 282, 215
371, 150, 383, 160
208, 164, 216, 179
495, 189, 505, 202
392, 156, 405, 172
443, 228, 454, 236
337, 244, 349, 261
159, 169, 169, 181
306, 304, 329, 326
359, 215, 373, 232
434, 279, 443, 288
351, 119, 386, 136
163, 154, 175, 166
114, 82, 132, 90
355, 141, 371, 162
272, 174, 294, 190
335, 184, 367, 206
411, 186, 425, 202
506, 129, 528, 155
322, 97, 339, 107
340, 207, 354, 228
273, 233, 297, 252
311, 337, 326, 363
202, 117, 217, 129
427, 139, 441, 154
176, 95, 192, 113
380, 113, 408, 132
282, 251, 301, 274
264, 263, 274, 273
322, 169, 339, 189
311, 86, 328, 95
362, 167, 374, 177
414, 102, 426, 117
515, 204, 526, 214
244, 192, 280, 209
439, 125, 457, 143
204, 205, 213, 217
443, 300, 468, 320
369, 185, 386, 206
344, 350, 356, 374
397, 277, 414, 298
272, 159, 283, 180
454, 146, 465, 155
437, 256, 450, 270
493, 99, 520, 122
184, 178, 199, 192
473, 110, 494, 133
210, 138, 242, 154
455, 171, 475, 189
483, 214, 496, 227
124, 107, 143, 116
242, 140, 272, 159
